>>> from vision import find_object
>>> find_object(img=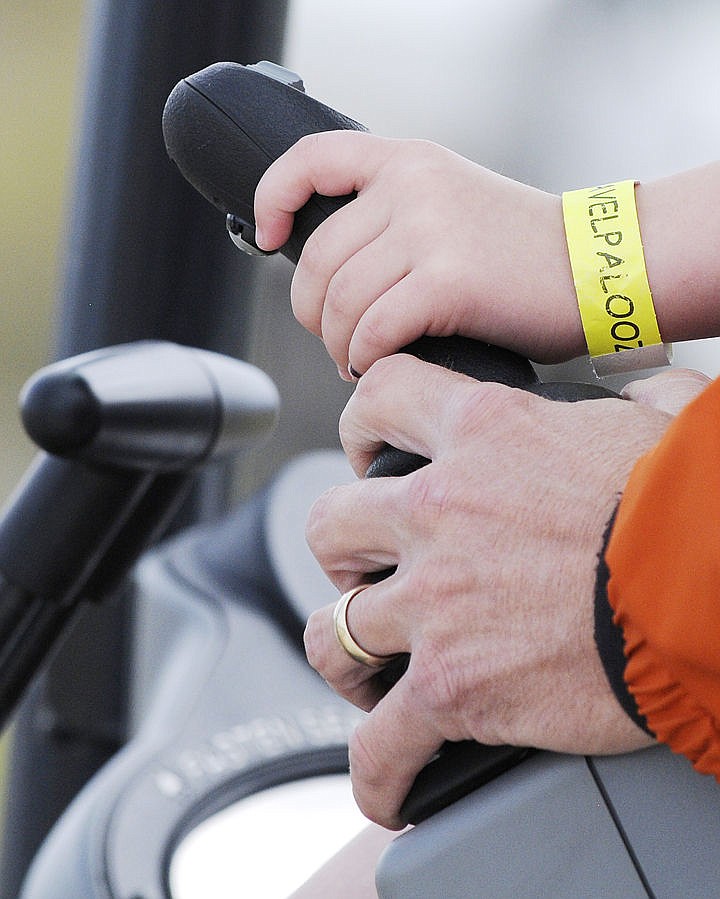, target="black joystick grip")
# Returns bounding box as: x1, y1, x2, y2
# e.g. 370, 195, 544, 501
163, 62, 616, 826
163, 61, 366, 264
